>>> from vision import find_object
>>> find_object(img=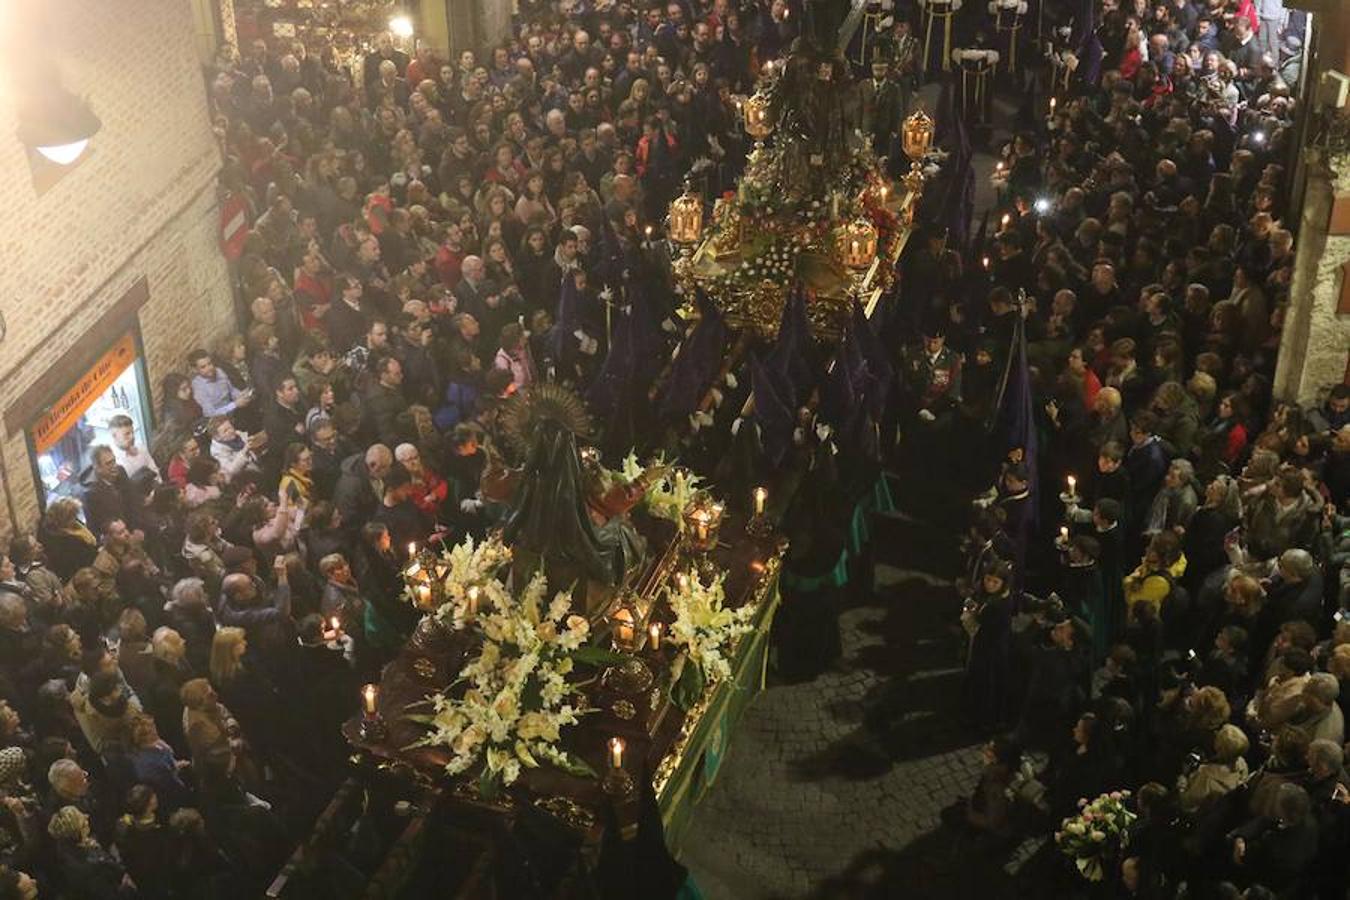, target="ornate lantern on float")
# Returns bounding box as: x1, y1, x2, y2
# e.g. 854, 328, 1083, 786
901, 106, 935, 192
667, 183, 704, 318
839, 216, 879, 271
668, 185, 704, 246
404, 544, 450, 612
742, 90, 774, 151
839, 216, 879, 296
683, 492, 725, 551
